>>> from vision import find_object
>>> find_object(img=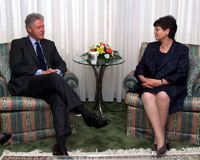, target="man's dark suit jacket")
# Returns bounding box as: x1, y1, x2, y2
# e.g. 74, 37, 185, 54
132, 40, 189, 113
8, 37, 67, 96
